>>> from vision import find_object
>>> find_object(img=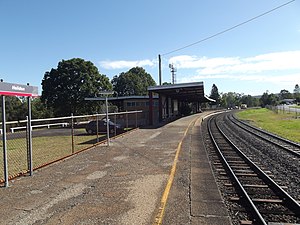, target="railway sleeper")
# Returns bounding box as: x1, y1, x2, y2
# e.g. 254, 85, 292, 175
229, 197, 283, 203
230, 165, 251, 169
241, 219, 299, 224
240, 220, 253, 225
220, 172, 258, 177
225, 183, 269, 188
